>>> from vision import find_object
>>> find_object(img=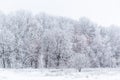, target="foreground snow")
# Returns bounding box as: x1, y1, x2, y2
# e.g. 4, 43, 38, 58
0, 68, 120, 80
